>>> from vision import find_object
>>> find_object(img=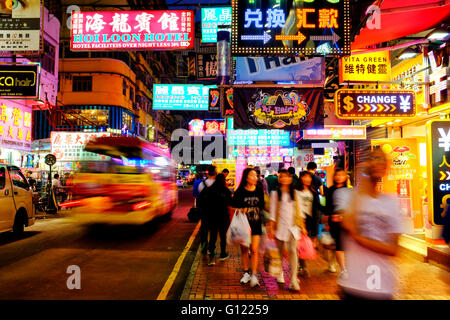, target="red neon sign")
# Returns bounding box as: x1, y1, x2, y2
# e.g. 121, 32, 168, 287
71, 10, 194, 50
